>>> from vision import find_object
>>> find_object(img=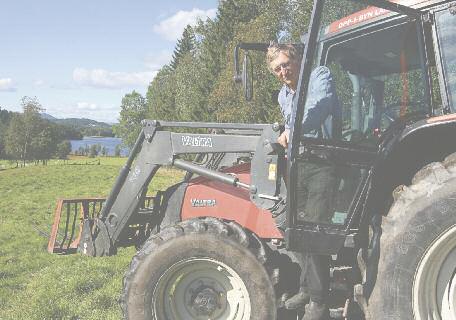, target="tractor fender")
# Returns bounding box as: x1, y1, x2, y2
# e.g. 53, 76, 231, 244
398, 113, 456, 142
156, 182, 188, 231
369, 115, 456, 216
386, 115, 456, 177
